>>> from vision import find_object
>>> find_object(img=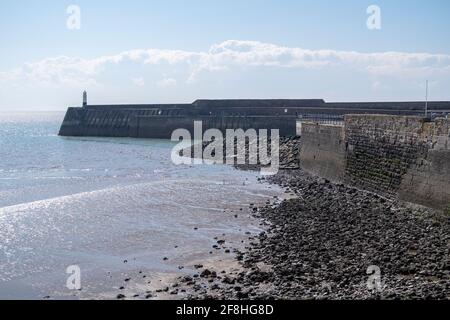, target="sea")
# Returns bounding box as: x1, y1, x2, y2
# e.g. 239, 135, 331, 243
0, 111, 283, 299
